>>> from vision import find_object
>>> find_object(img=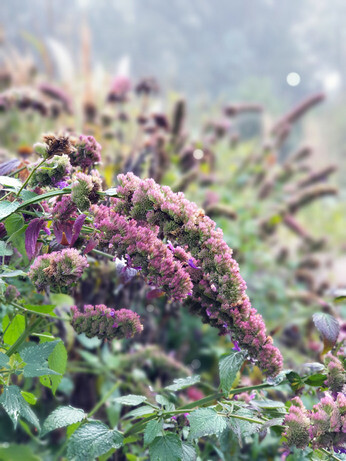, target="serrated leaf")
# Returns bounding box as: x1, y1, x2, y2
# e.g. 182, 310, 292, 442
165, 375, 201, 392
66, 421, 123, 461
228, 409, 262, 445
41, 406, 86, 436
19, 340, 60, 363
312, 313, 340, 353
266, 369, 292, 386
113, 395, 147, 406
286, 371, 305, 392
188, 408, 227, 439
125, 405, 156, 419
182, 442, 197, 461
0, 385, 40, 429
144, 419, 163, 446
0, 351, 9, 368
149, 433, 183, 461
21, 391, 37, 405
3, 314, 25, 345
219, 350, 246, 395
155, 395, 171, 407
23, 363, 61, 378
